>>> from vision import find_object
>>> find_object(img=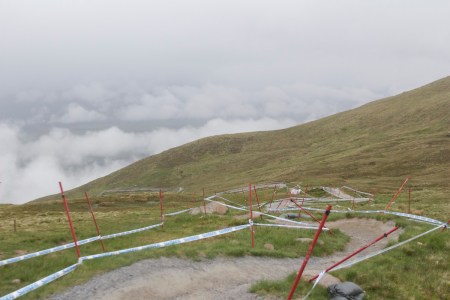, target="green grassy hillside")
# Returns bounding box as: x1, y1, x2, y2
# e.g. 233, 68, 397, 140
40, 77, 450, 216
